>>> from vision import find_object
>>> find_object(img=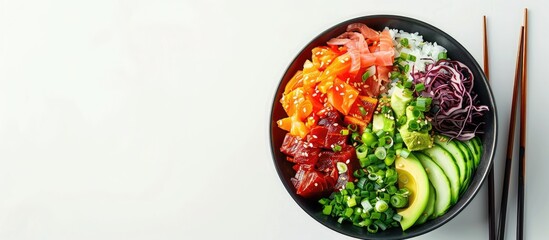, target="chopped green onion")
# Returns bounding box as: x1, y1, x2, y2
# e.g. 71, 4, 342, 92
390, 71, 400, 80
357, 177, 367, 189
347, 124, 358, 132
387, 185, 398, 195
375, 199, 389, 212
368, 173, 379, 181
384, 152, 396, 166
375, 130, 385, 137
319, 198, 329, 205
392, 213, 403, 222
340, 129, 349, 135
359, 157, 371, 168
400, 148, 411, 158
374, 220, 388, 231
415, 100, 426, 112
390, 195, 408, 208
367, 223, 379, 233
412, 108, 422, 118
368, 154, 378, 163
395, 133, 403, 143
344, 208, 354, 217
403, 80, 412, 89
356, 144, 368, 159
438, 51, 447, 60
362, 72, 371, 82
399, 52, 409, 60
403, 64, 410, 73
338, 217, 344, 224
322, 205, 333, 215
400, 38, 409, 47
360, 219, 373, 227
415, 83, 425, 93
332, 144, 342, 152
408, 54, 417, 62
358, 107, 368, 117
361, 198, 373, 212
371, 211, 381, 220
337, 162, 348, 173
408, 120, 420, 131
347, 196, 357, 207
346, 182, 355, 191
397, 188, 410, 197
397, 116, 407, 127
351, 132, 360, 142
375, 147, 387, 159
